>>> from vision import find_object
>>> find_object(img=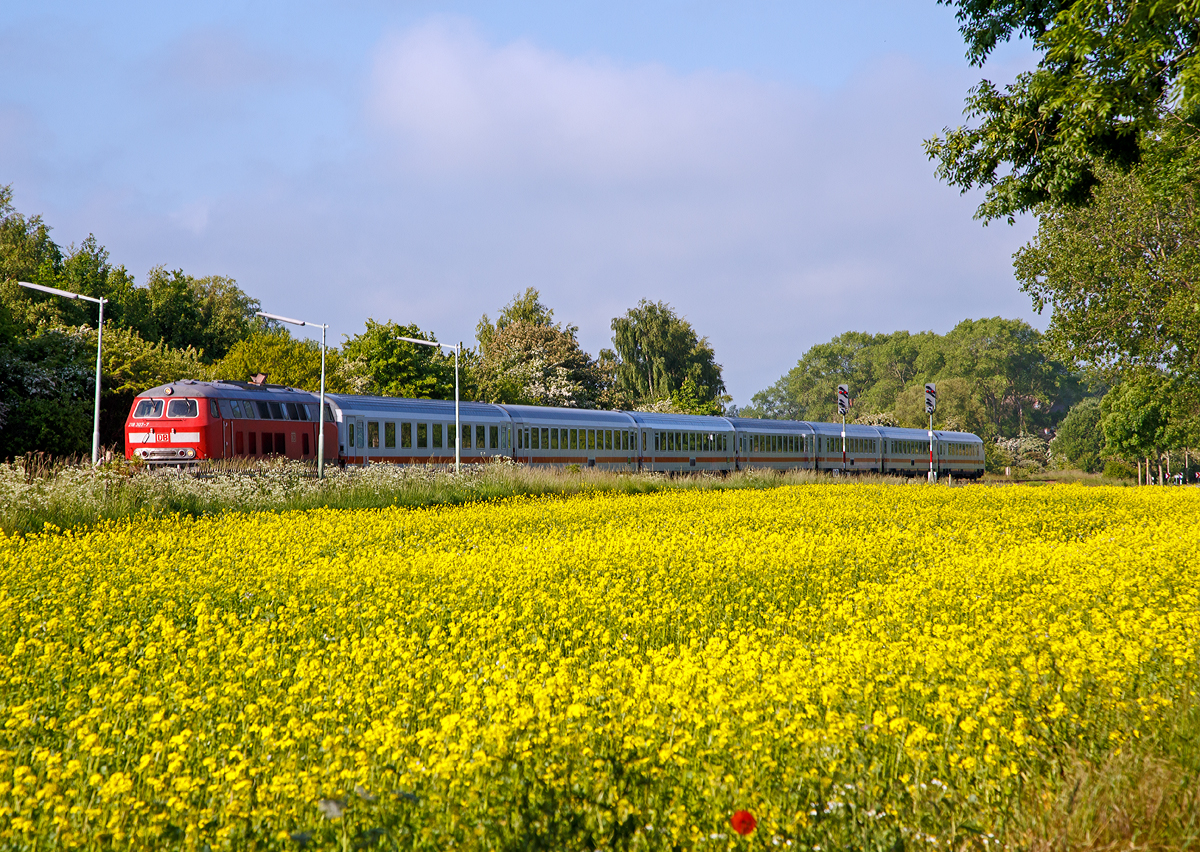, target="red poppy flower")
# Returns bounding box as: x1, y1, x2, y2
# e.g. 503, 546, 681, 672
730, 810, 756, 836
